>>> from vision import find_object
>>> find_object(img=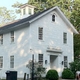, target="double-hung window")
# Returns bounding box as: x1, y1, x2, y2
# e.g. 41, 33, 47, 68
0, 56, 3, 68
38, 27, 43, 40
0, 34, 3, 45
64, 56, 68, 68
10, 55, 14, 68
11, 31, 14, 43
63, 32, 67, 44
38, 54, 43, 66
